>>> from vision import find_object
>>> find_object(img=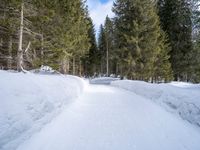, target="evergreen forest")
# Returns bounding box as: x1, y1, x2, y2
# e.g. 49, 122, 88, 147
1, 0, 200, 82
